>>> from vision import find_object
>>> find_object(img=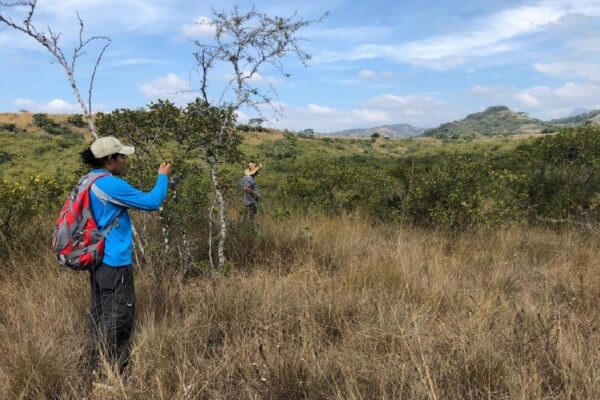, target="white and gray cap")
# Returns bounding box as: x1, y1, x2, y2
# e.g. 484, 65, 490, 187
90, 136, 135, 158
